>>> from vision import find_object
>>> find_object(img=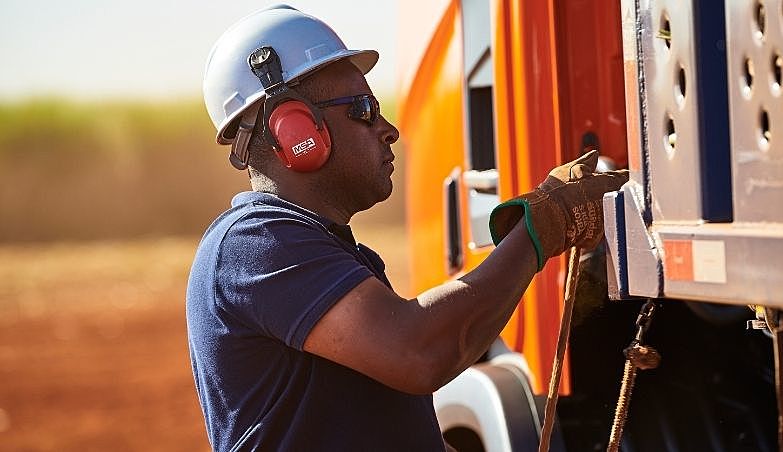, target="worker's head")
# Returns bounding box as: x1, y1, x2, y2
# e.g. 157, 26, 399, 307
204, 5, 381, 169
203, 5, 399, 214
